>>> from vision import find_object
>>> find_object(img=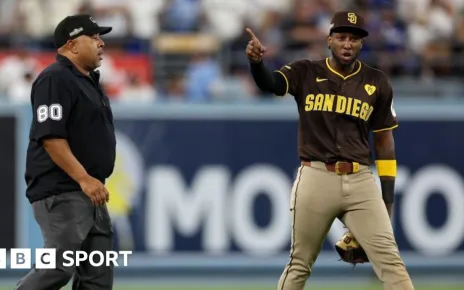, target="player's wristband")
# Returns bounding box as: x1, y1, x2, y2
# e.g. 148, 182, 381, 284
375, 160, 397, 177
